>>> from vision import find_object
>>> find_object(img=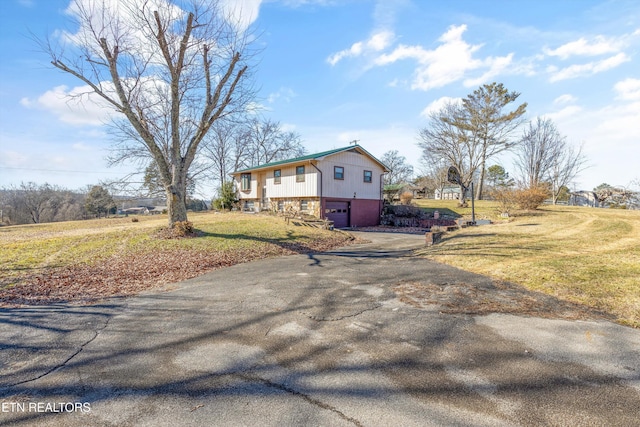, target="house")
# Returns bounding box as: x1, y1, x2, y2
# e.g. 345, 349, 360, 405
569, 191, 598, 207
231, 145, 389, 228
435, 185, 462, 200
120, 206, 150, 215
